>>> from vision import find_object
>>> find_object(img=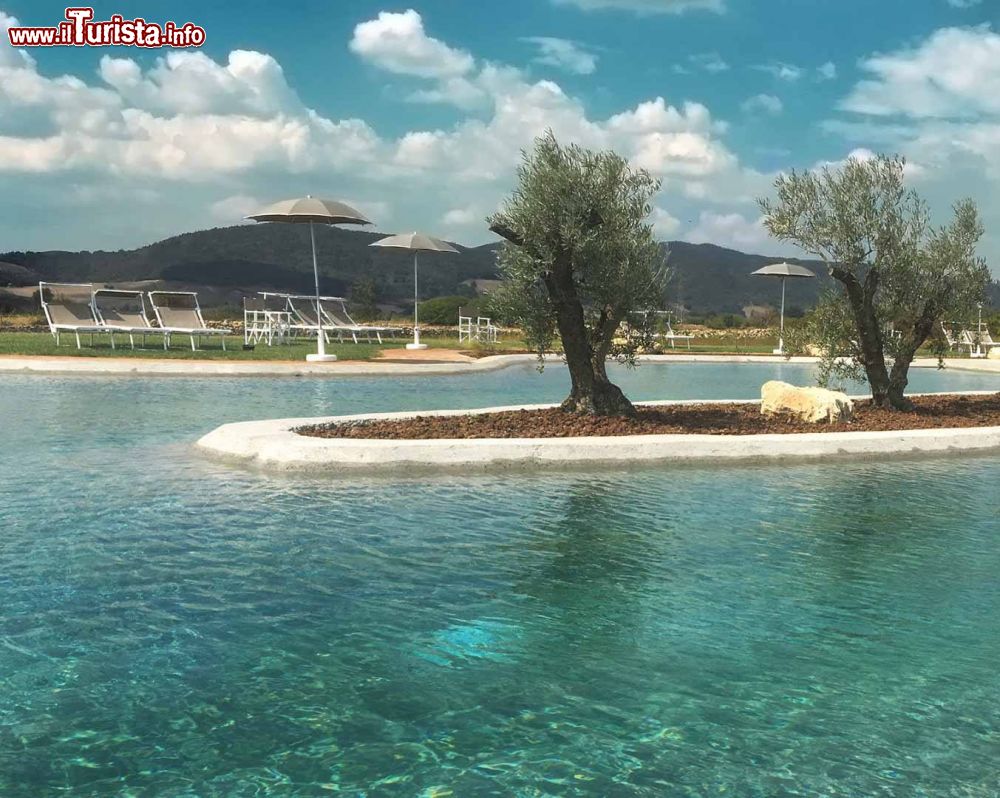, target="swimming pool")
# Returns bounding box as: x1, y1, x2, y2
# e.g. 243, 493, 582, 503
1, 362, 998, 796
